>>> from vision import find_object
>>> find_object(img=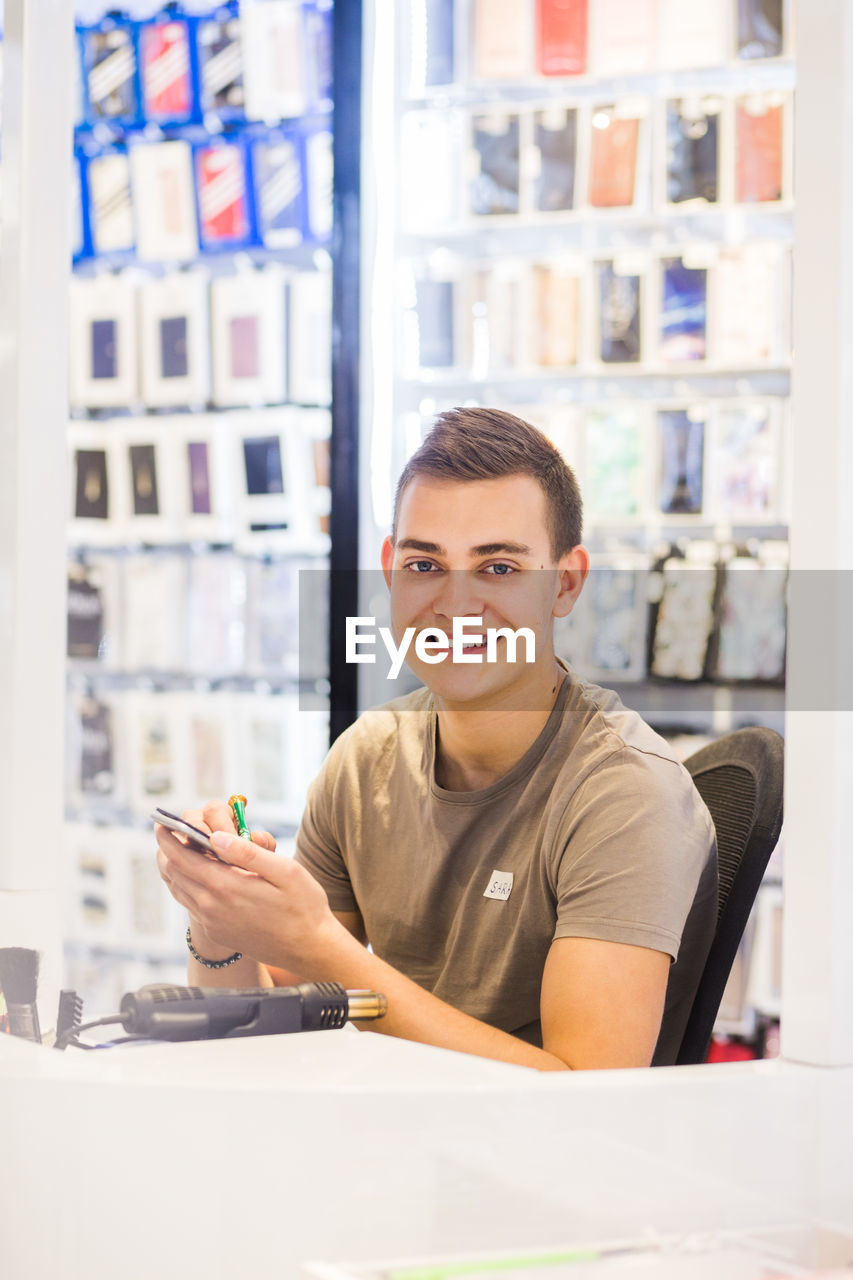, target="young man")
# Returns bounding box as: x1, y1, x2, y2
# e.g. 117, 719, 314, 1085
156, 408, 717, 1070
